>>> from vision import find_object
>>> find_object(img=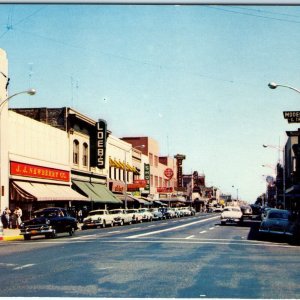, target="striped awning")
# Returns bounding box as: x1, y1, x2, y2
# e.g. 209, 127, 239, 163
11, 181, 89, 202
